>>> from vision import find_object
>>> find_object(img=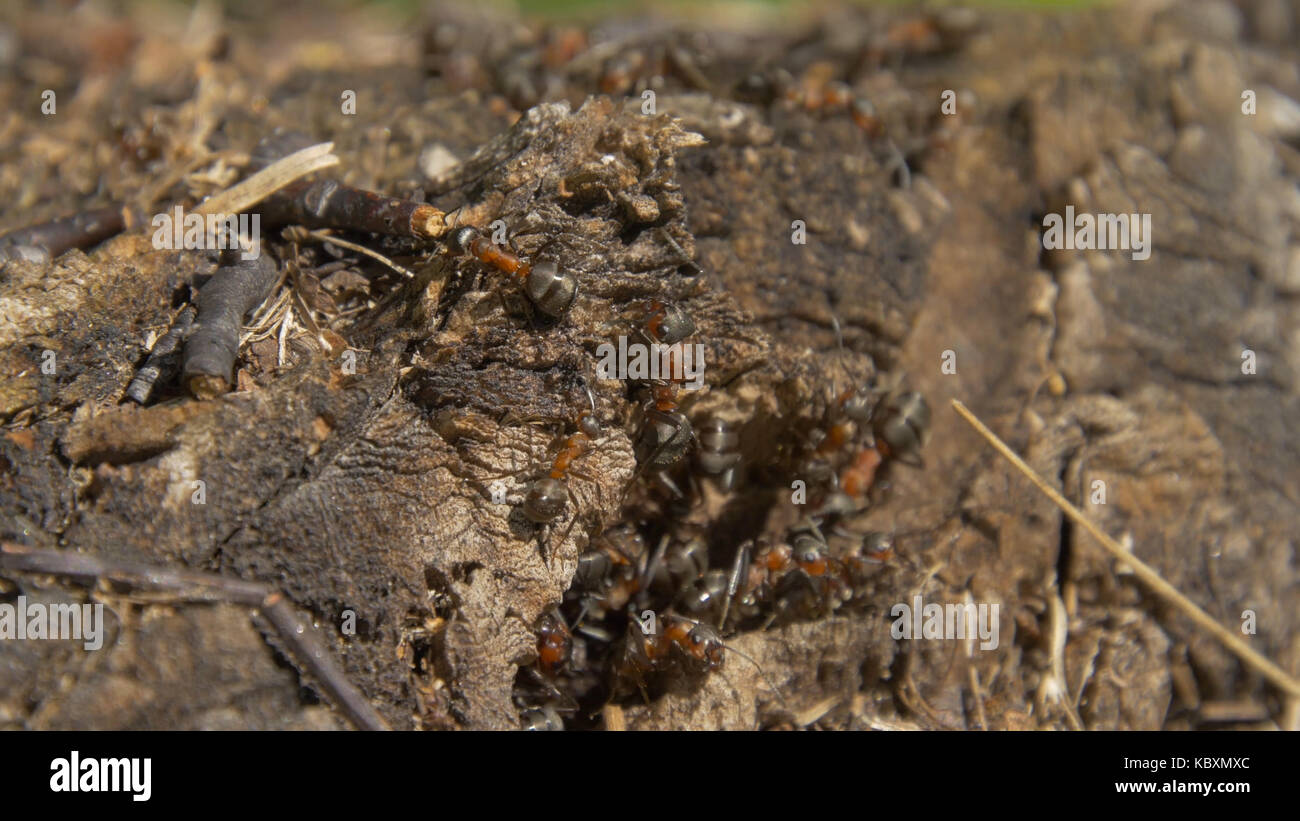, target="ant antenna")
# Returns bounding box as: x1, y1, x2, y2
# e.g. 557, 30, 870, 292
721, 642, 789, 711
718, 542, 749, 630
658, 227, 704, 275
677, 614, 789, 711
638, 533, 671, 605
